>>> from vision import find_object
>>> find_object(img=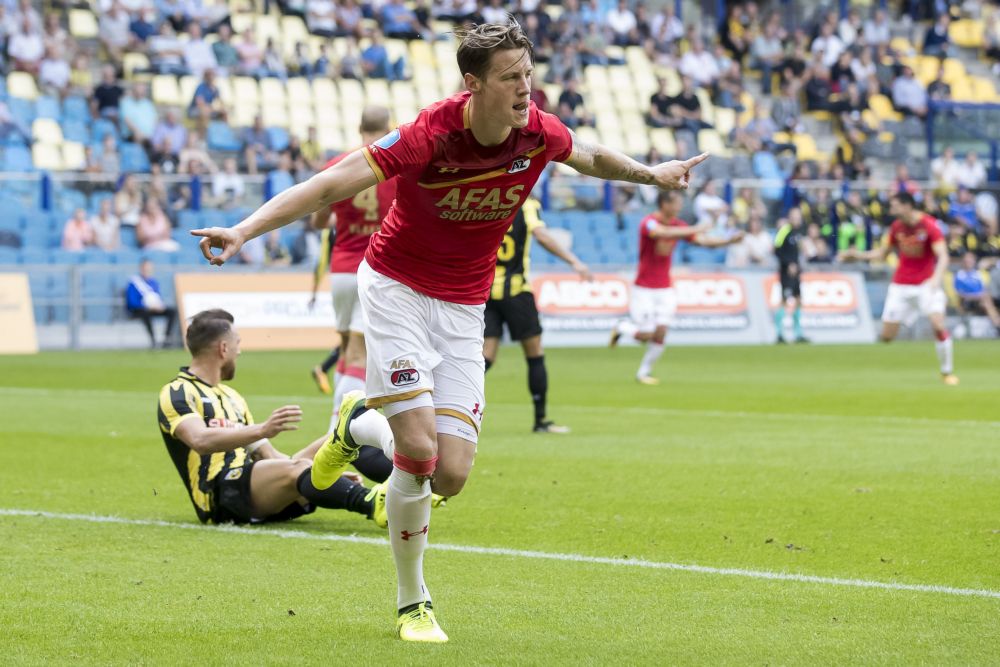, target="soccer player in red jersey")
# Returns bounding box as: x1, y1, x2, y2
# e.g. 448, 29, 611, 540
192, 19, 708, 642
610, 190, 743, 384
308, 106, 397, 420
839, 191, 958, 384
